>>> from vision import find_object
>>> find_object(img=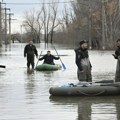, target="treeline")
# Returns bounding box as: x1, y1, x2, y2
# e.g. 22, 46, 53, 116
19, 0, 120, 49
